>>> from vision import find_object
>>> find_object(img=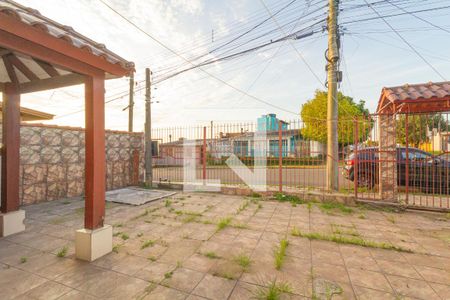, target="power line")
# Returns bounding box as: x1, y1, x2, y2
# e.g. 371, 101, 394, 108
385, 0, 450, 34
363, 0, 446, 81
258, 0, 324, 86
98, 0, 302, 115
